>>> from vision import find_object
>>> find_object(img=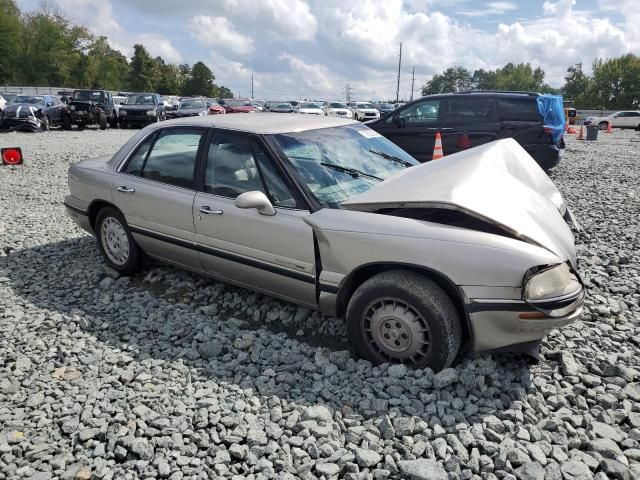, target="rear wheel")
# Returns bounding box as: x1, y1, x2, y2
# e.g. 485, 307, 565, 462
598, 121, 608, 130
95, 207, 141, 275
99, 112, 107, 130
346, 270, 462, 371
